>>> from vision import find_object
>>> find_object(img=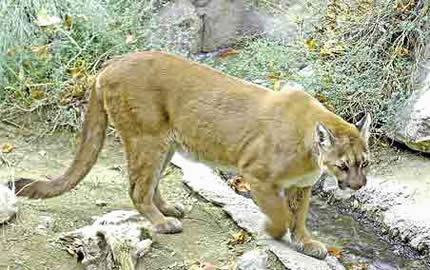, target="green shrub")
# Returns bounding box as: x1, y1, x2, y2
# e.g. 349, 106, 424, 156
0, 0, 172, 131
291, 0, 430, 136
